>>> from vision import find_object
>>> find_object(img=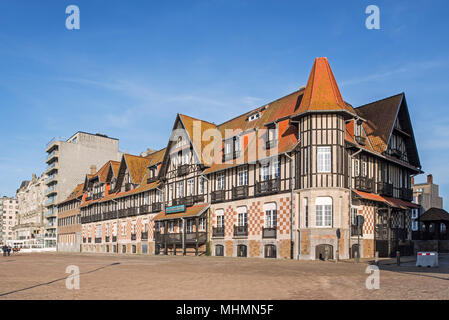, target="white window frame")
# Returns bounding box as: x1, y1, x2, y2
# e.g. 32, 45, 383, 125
317, 146, 331, 173
237, 206, 247, 226
238, 167, 248, 186
264, 202, 277, 228
315, 197, 333, 228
